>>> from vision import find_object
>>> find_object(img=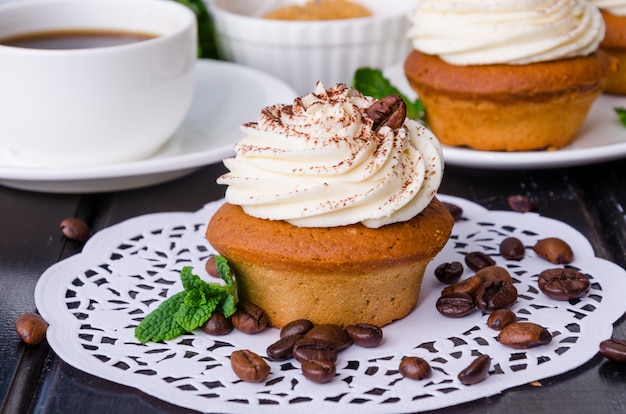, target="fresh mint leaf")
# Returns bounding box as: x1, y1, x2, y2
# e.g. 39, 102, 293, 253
176, 295, 220, 332
351, 67, 425, 121
134, 261, 239, 344
135, 291, 187, 344
184, 288, 206, 308
181, 266, 206, 292
615, 107, 626, 127
215, 255, 233, 286
221, 292, 237, 318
